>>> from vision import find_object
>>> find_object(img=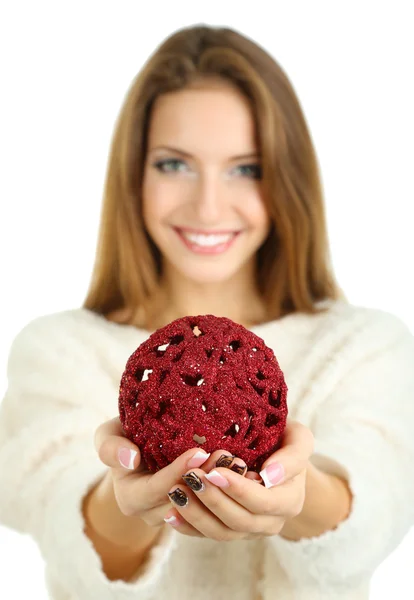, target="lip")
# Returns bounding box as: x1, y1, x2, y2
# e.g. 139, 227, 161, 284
173, 227, 240, 255
176, 226, 241, 235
